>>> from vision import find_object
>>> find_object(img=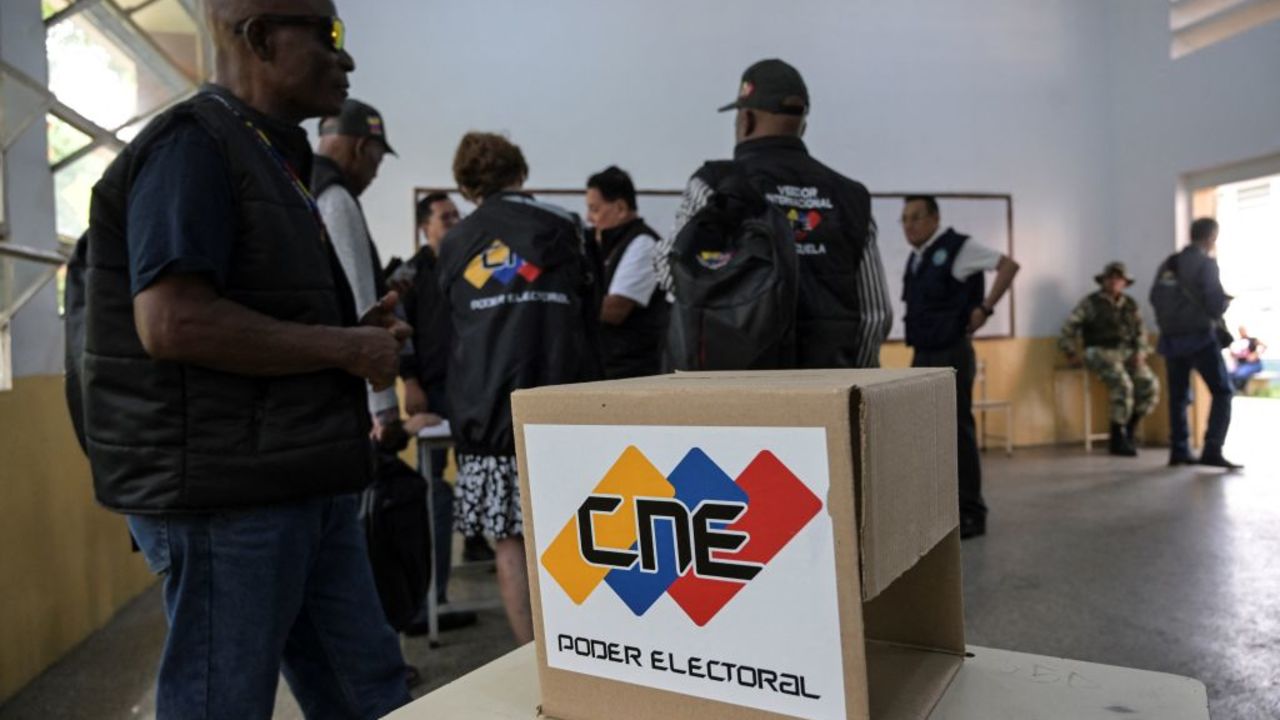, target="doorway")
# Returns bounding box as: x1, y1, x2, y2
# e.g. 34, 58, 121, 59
1190, 169, 1280, 465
